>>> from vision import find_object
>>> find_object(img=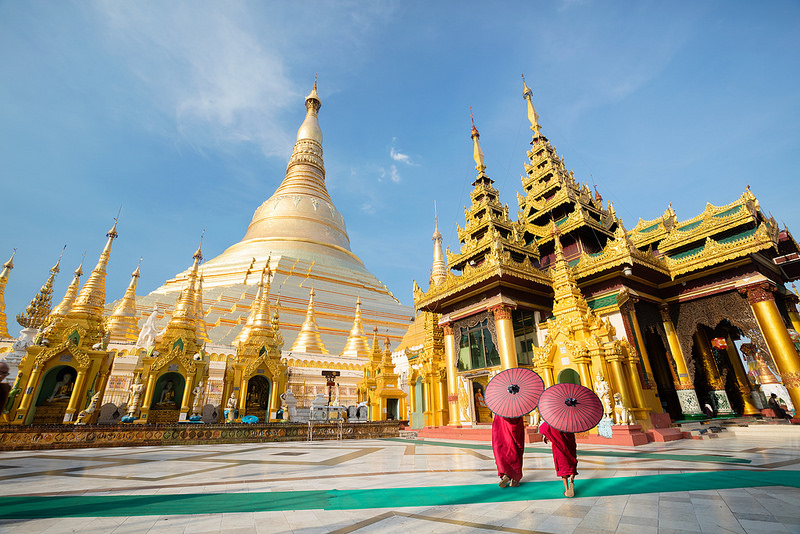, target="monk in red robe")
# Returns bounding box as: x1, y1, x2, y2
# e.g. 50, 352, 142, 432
491, 416, 525, 487
538, 421, 578, 497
